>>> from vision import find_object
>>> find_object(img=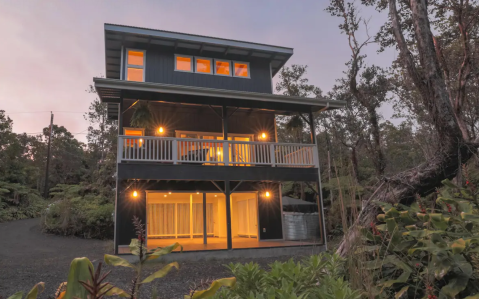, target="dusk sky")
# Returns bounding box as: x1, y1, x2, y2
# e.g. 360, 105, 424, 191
0, 1, 395, 142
